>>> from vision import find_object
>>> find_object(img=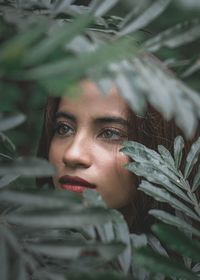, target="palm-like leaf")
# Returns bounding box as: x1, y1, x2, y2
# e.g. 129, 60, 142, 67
0, 1, 200, 279
122, 135, 200, 279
